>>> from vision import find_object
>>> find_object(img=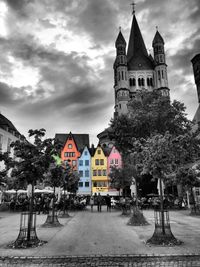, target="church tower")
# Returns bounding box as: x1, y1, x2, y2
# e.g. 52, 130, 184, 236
113, 3, 171, 119
191, 54, 200, 123
152, 30, 169, 97
97, 4, 171, 146
114, 29, 130, 116
127, 8, 155, 98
